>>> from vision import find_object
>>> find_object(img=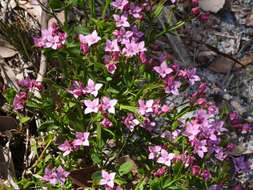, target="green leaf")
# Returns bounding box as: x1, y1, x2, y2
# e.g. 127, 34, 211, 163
91, 153, 101, 165
153, 0, 166, 17
134, 178, 146, 190
20, 116, 30, 124
118, 161, 133, 176
49, 0, 64, 9
4, 88, 15, 104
